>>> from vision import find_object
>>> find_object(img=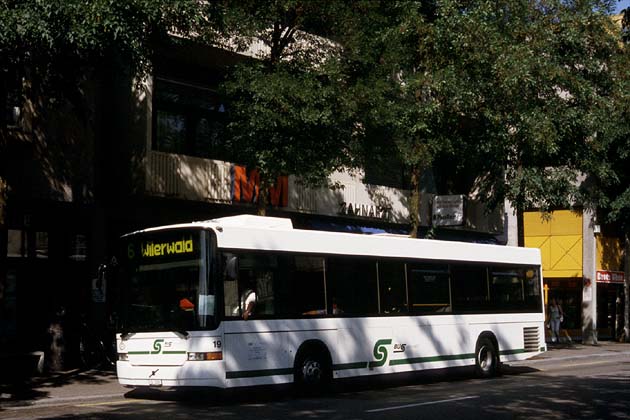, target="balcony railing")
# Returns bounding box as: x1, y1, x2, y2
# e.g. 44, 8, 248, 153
146, 151, 232, 203
145, 150, 412, 224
